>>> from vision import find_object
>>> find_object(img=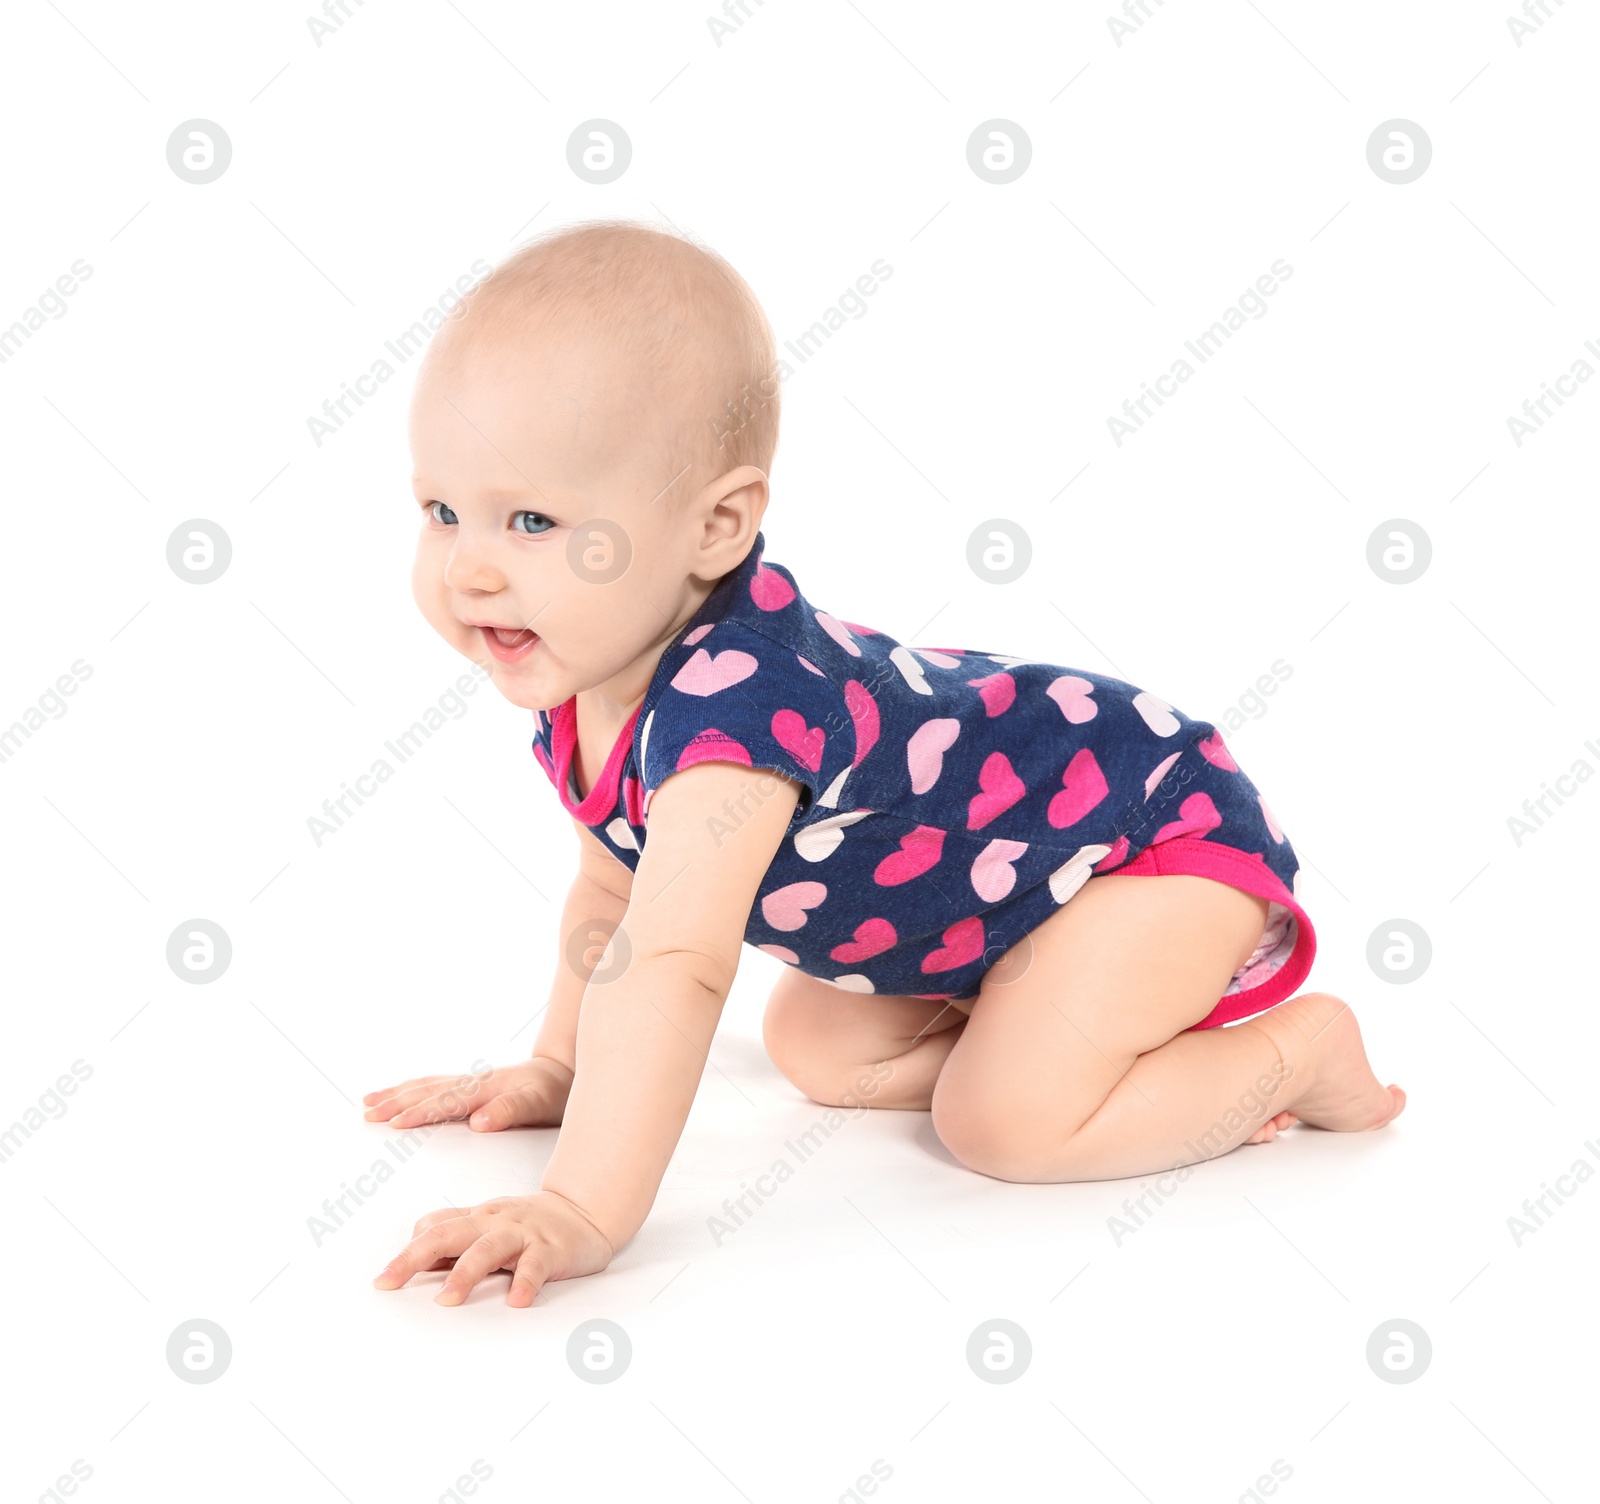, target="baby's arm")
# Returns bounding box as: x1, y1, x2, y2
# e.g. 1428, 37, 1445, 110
374, 761, 803, 1306
362, 820, 632, 1131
